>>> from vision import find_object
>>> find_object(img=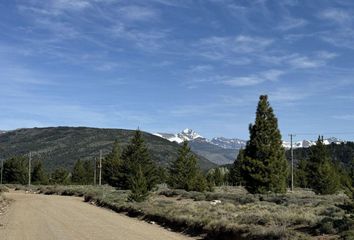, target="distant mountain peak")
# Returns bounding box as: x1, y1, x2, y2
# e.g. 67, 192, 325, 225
178, 128, 203, 140
153, 129, 246, 149
154, 128, 203, 144
282, 137, 345, 149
